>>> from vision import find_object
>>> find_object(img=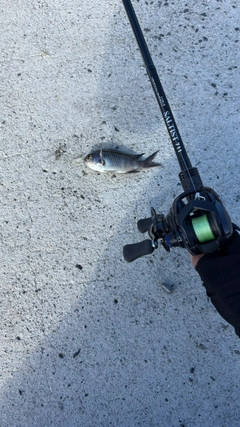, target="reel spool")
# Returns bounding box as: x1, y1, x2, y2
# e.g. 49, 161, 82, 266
191, 215, 215, 244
